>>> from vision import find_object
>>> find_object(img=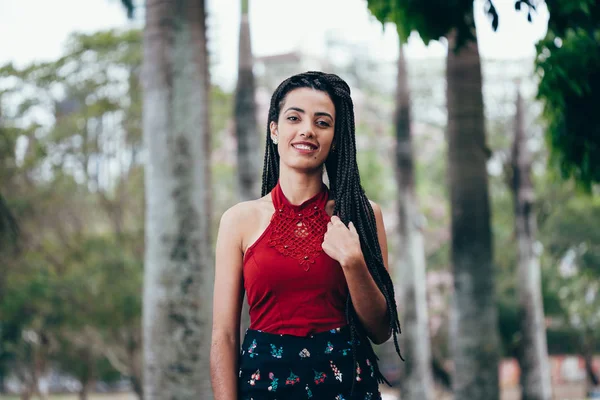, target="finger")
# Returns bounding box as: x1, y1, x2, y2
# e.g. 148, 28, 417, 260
330, 215, 341, 224
349, 221, 357, 234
